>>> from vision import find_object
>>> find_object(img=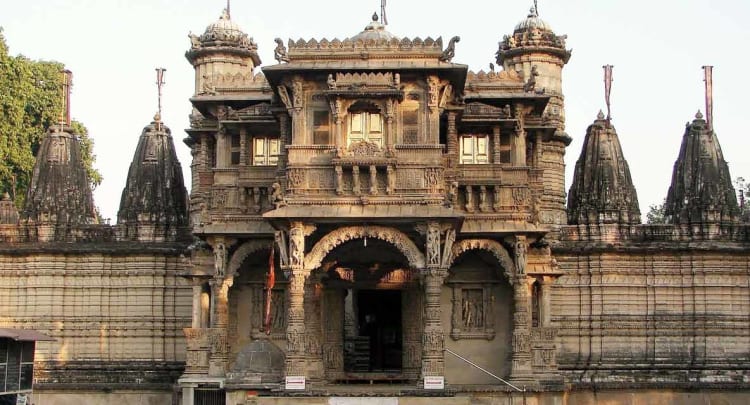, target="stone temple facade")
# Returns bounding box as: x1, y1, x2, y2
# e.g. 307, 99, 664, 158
1, 6, 750, 405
